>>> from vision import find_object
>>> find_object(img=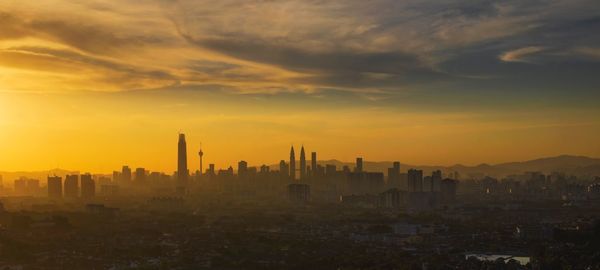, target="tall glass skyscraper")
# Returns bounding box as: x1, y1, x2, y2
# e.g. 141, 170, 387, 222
177, 133, 188, 185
